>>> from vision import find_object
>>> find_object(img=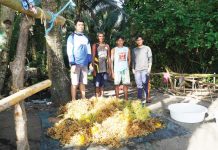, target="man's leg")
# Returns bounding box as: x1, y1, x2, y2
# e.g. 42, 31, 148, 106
134, 71, 143, 99
71, 85, 78, 100
141, 70, 150, 103
95, 87, 100, 97
71, 65, 79, 100
123, 85, 128, 100
122, 69, 130, 100
100, 73, 107, 97
80, 66, 88, 99
115, 85, 120, 98
114, 71, 121, 98
100, 87, 104, 97
79, 84, 86, 99
95, 73, 101, 97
